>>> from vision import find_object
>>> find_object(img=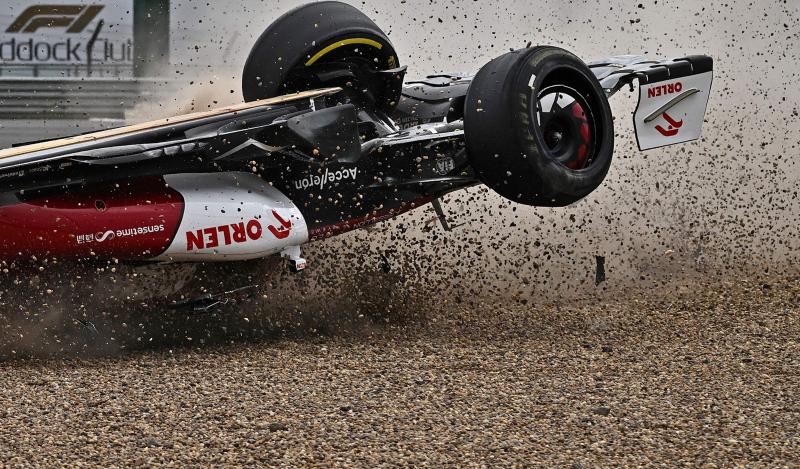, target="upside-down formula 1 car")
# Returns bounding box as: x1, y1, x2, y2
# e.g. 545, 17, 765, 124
0, 2, 713, 275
